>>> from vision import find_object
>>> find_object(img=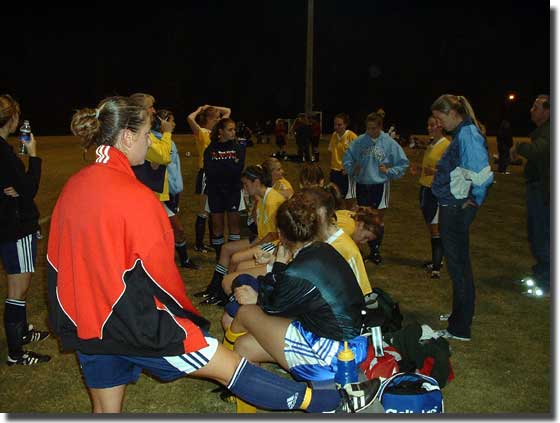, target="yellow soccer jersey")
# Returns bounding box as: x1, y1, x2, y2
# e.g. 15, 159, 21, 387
257, 188, 286, 238
419, 136, 450, 188
335, 209, 356, 237
327, 228, 372, 295
145, 132, 172, 201
195, 128, 211, 170
273, 177, 294, 199
328, 130, 358, 171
